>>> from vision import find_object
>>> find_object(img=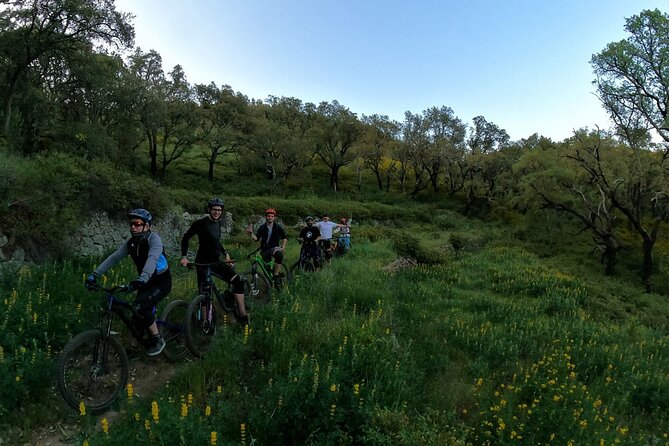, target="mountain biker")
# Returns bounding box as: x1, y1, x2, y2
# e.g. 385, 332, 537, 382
337, 217, 352, 253
298, 216, 321, 267
247, 208, 288, 281
179, 198, 248, 325
314, 213, 340, 260
85, 209, 171, 357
